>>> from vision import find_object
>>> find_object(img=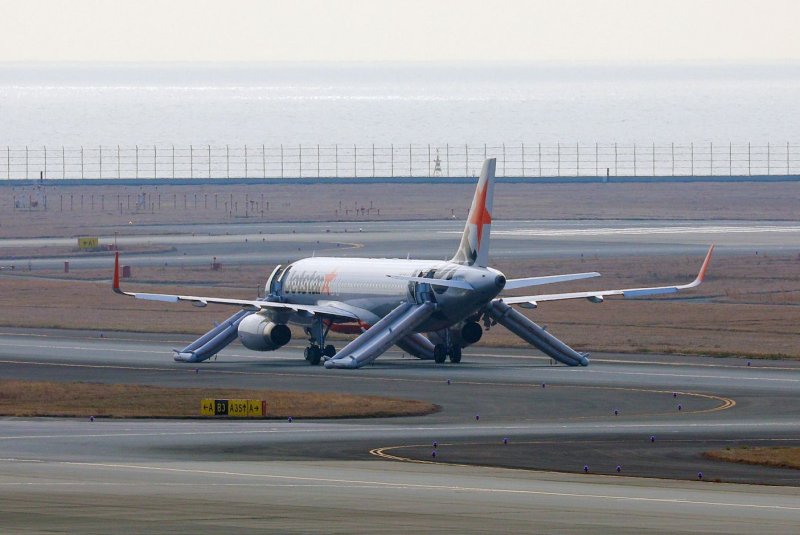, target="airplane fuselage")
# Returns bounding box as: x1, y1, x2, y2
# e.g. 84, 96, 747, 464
272, 257, 506, 332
